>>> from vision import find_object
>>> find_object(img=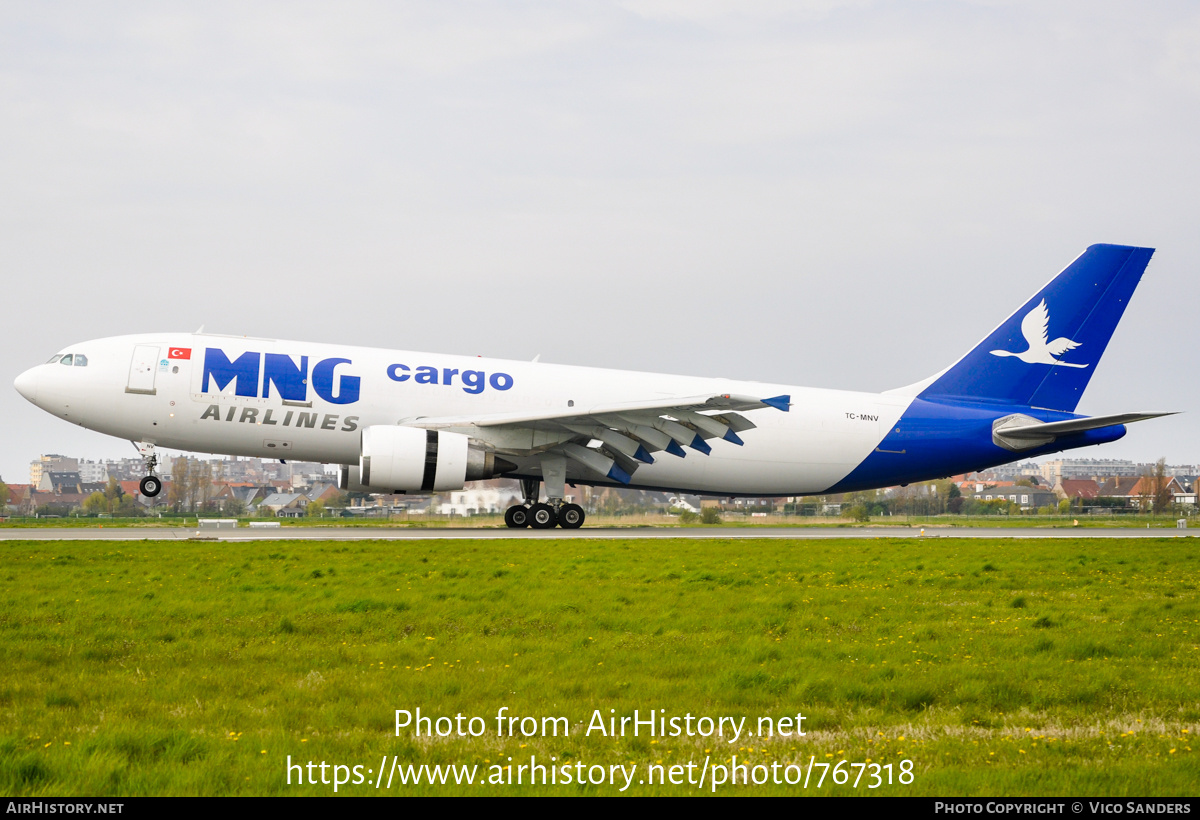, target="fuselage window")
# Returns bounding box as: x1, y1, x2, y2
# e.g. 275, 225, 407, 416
59, 354, 73, 366
47, 354, 63, 364
74, 355, 88, 367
